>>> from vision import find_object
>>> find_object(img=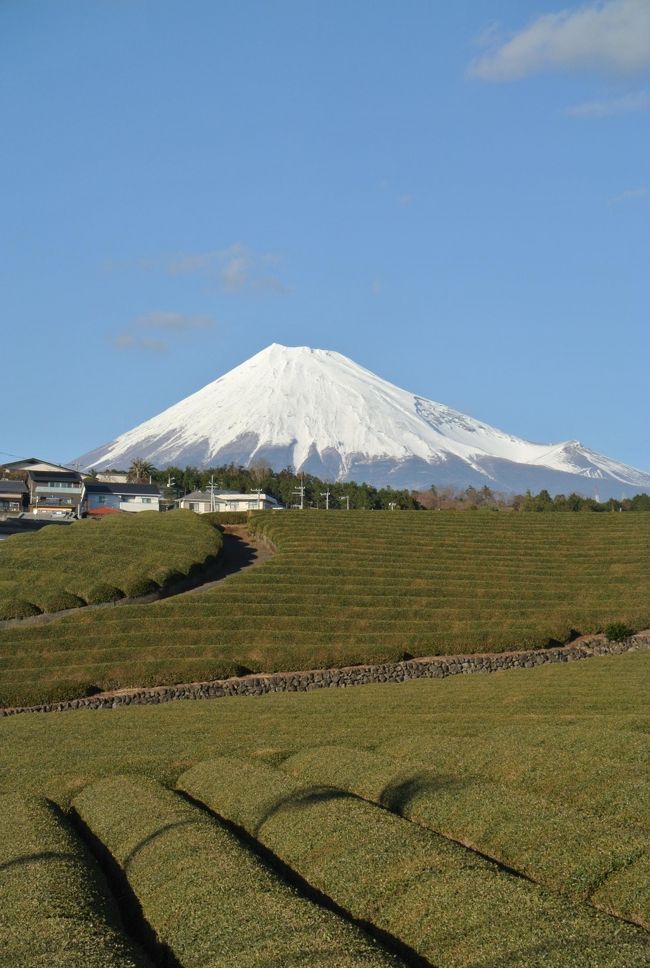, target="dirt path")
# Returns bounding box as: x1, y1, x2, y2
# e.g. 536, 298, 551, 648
0, 524, 275, 630
173, 524, 275, 597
